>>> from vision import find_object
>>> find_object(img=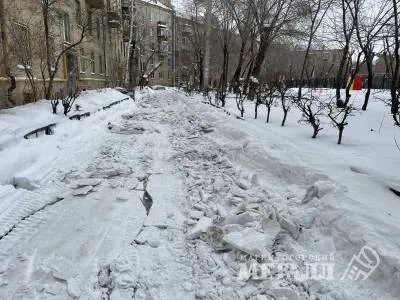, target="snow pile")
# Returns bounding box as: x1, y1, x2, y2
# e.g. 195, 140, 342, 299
0, 88, 128, 145
173, 88, 400, 299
